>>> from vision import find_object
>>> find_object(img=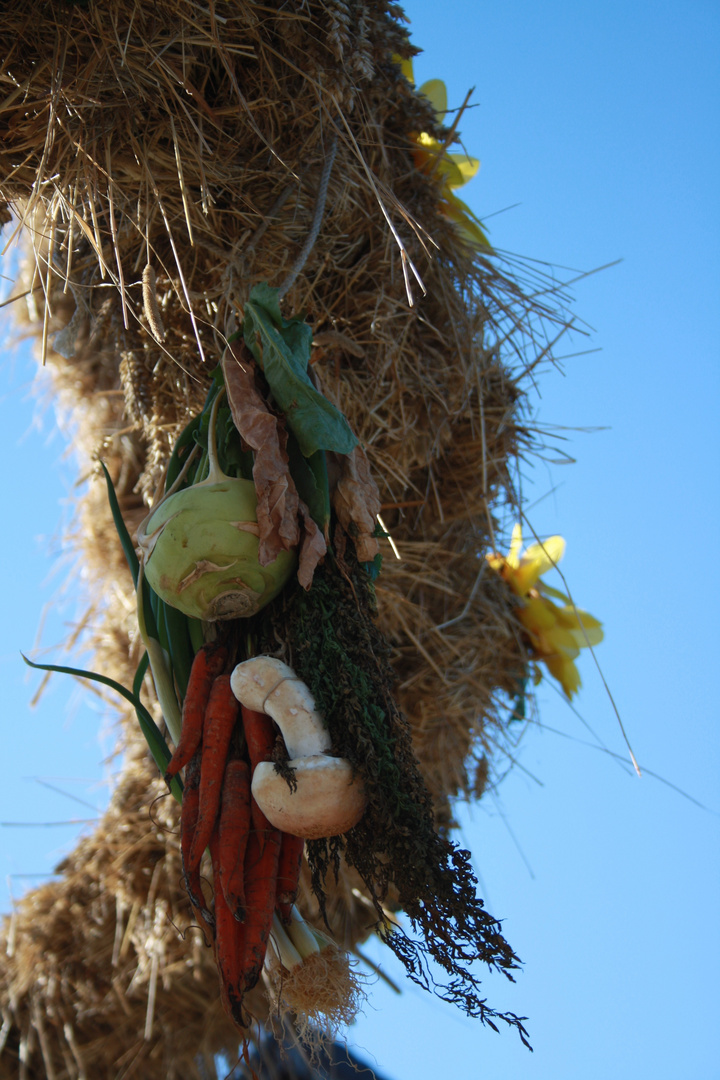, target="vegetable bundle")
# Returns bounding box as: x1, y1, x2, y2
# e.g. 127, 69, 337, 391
168, 648, 360, 1029
26, 285, 529, 1045
133, 289, 528, 1042
124, 285, 373, 1031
